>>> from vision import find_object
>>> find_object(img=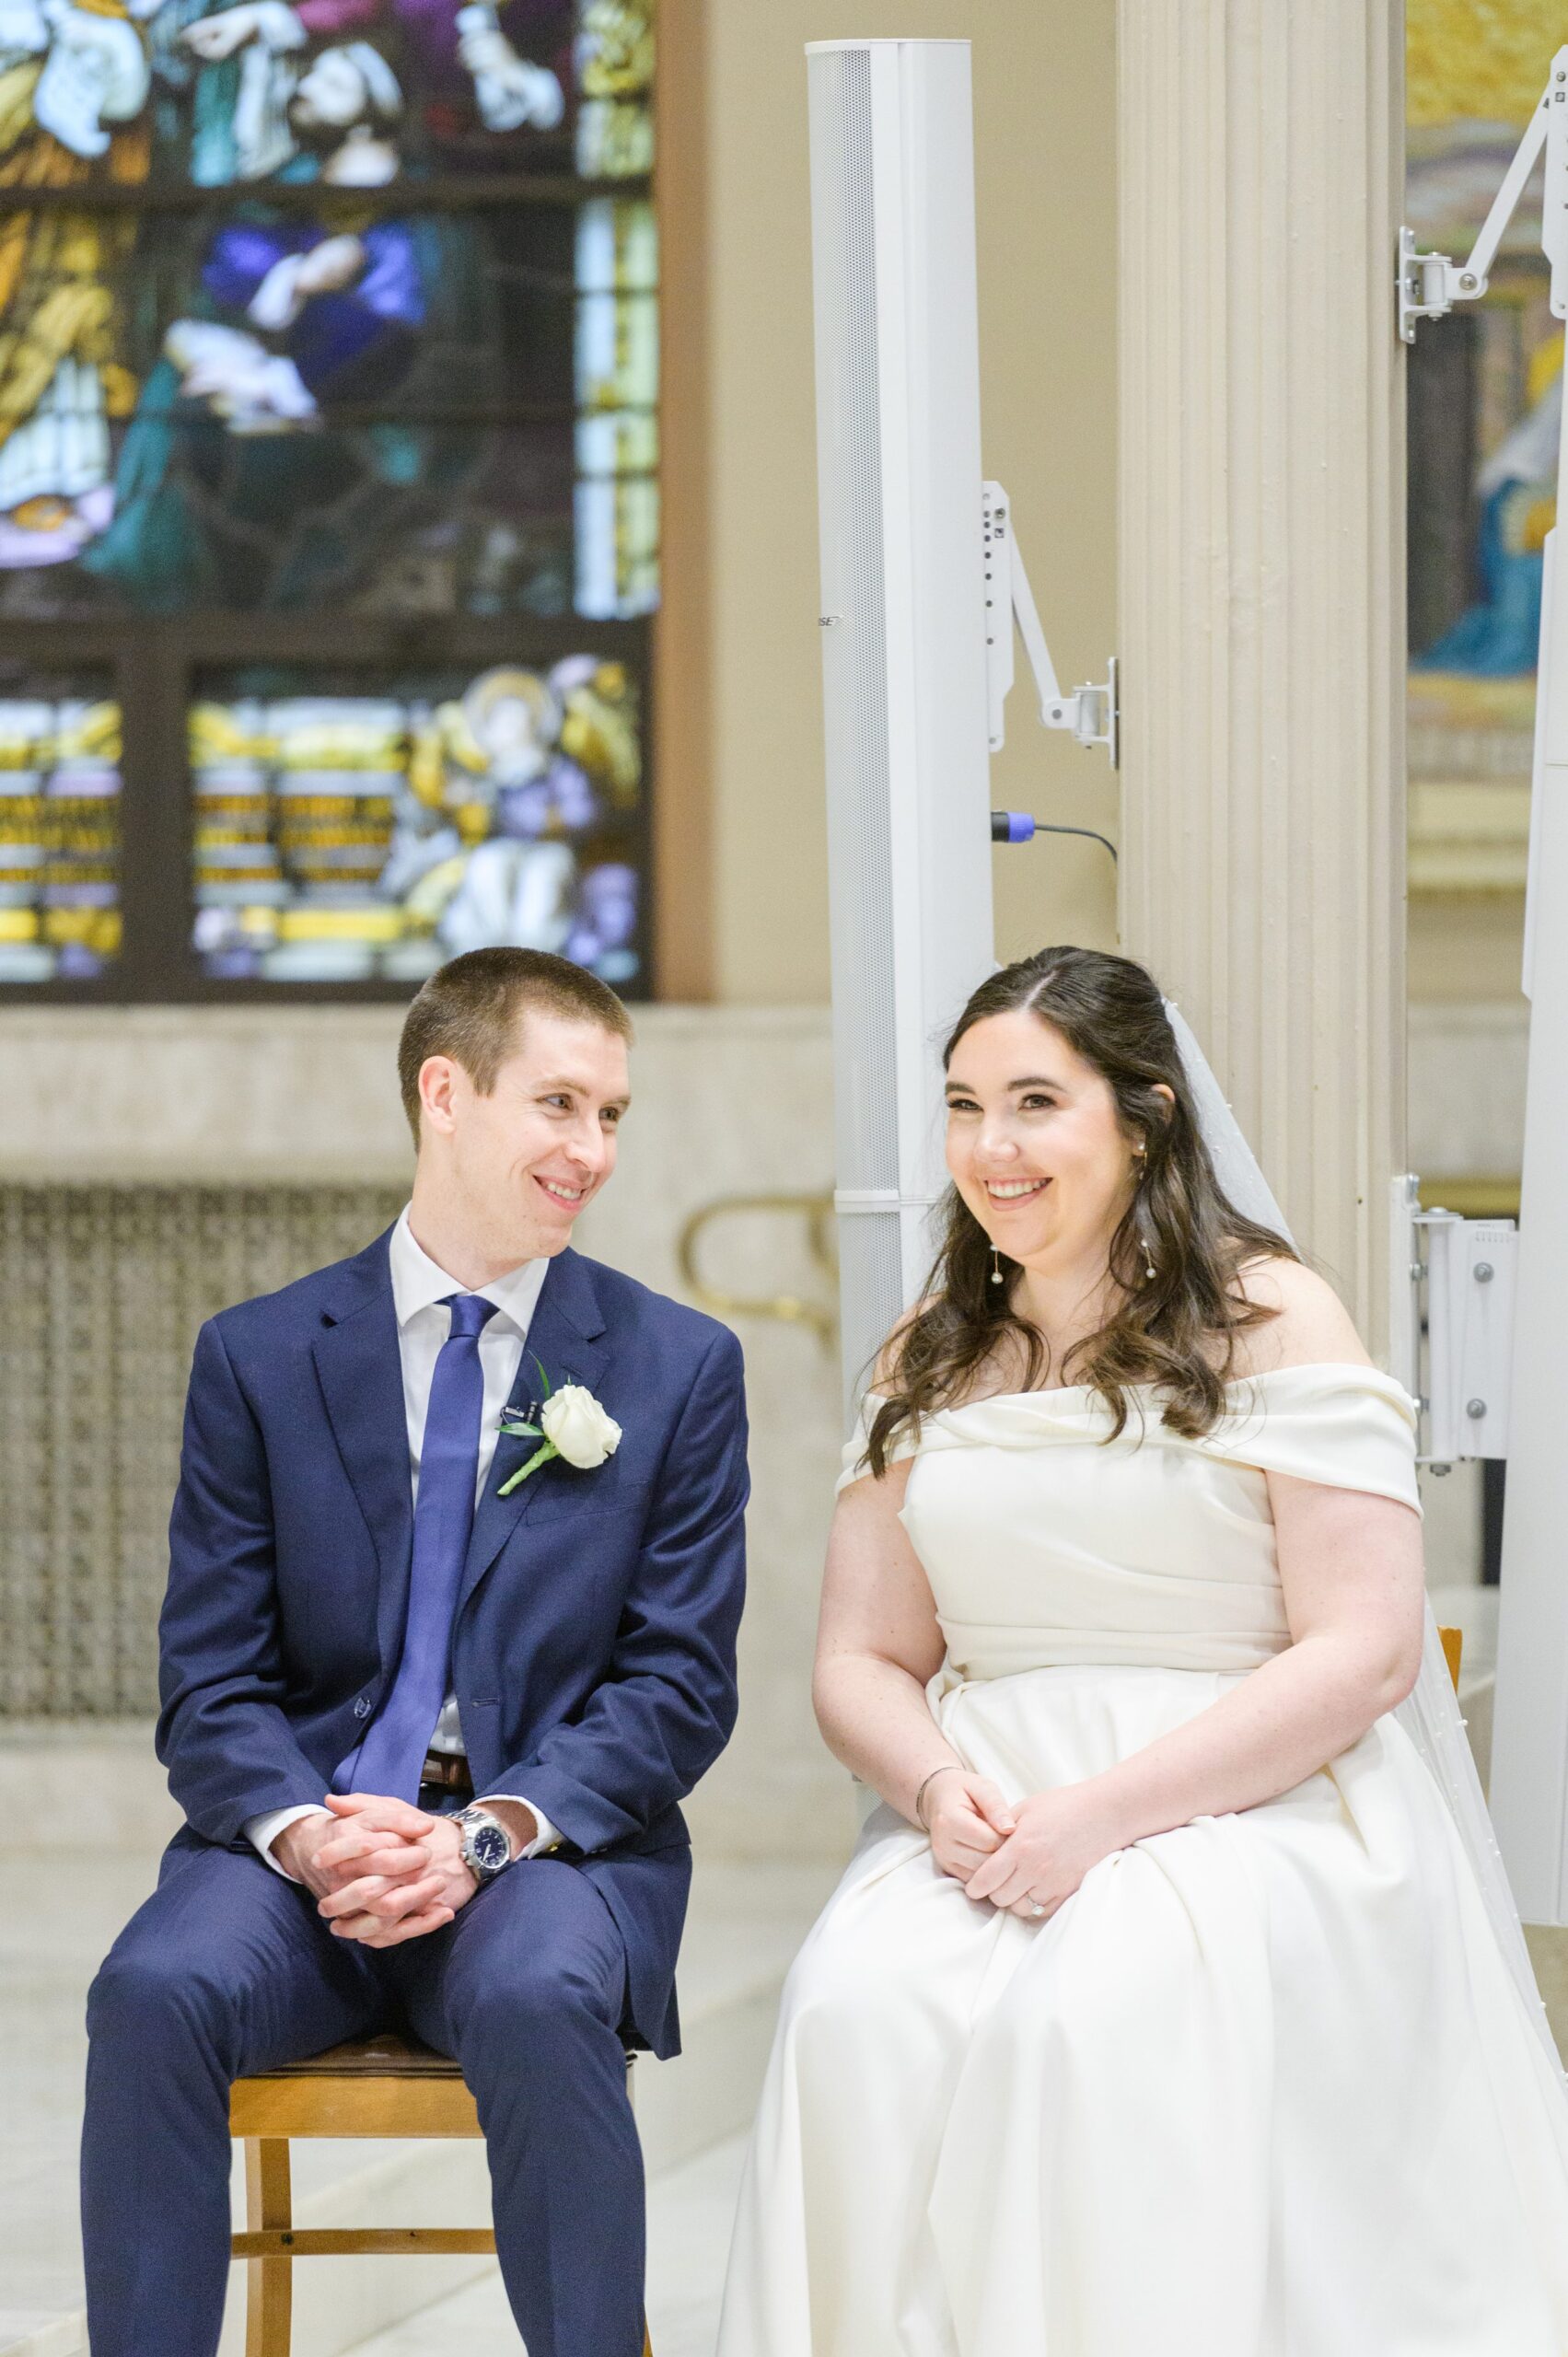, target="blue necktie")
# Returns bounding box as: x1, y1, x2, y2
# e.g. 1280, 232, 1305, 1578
343, 1293, 499, 1802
